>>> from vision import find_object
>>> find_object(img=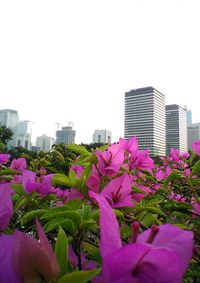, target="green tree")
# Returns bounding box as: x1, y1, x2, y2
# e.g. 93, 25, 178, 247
0, 125, 13, 146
